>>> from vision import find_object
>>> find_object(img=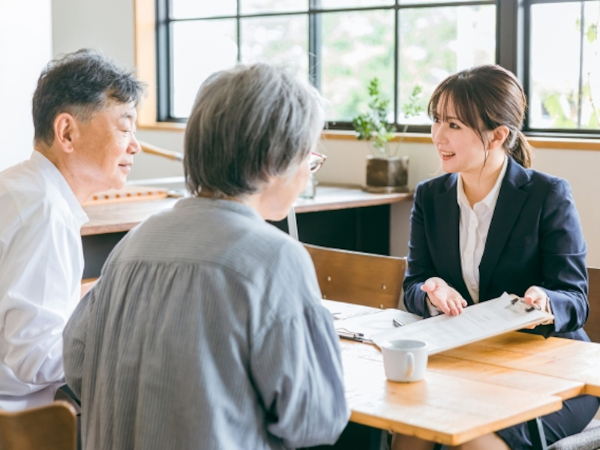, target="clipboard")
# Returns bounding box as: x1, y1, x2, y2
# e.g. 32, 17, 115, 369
371, 292, 554, 354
